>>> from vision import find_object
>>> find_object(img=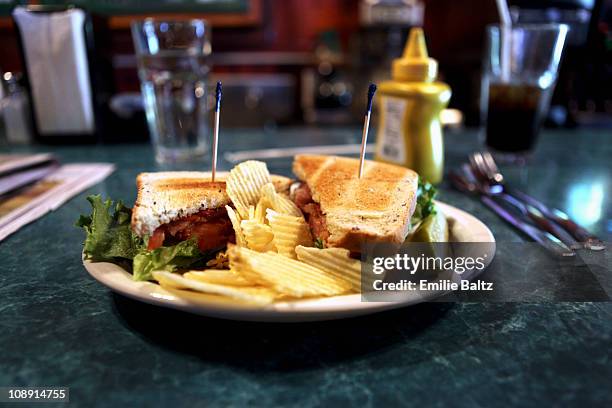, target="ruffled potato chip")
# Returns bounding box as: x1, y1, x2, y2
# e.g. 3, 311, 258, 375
184, 269, 252, 287
241, 219, 275, 252
254, 199, 268, 224
266, 209, 313, 259
227, 246, 351, 297
226, 161, 271, 218
295, 245, 362, 291
153, 271, 276, 305
226, 205, 246, 247
260, 183, 302, 216
206, 251, 230, 269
